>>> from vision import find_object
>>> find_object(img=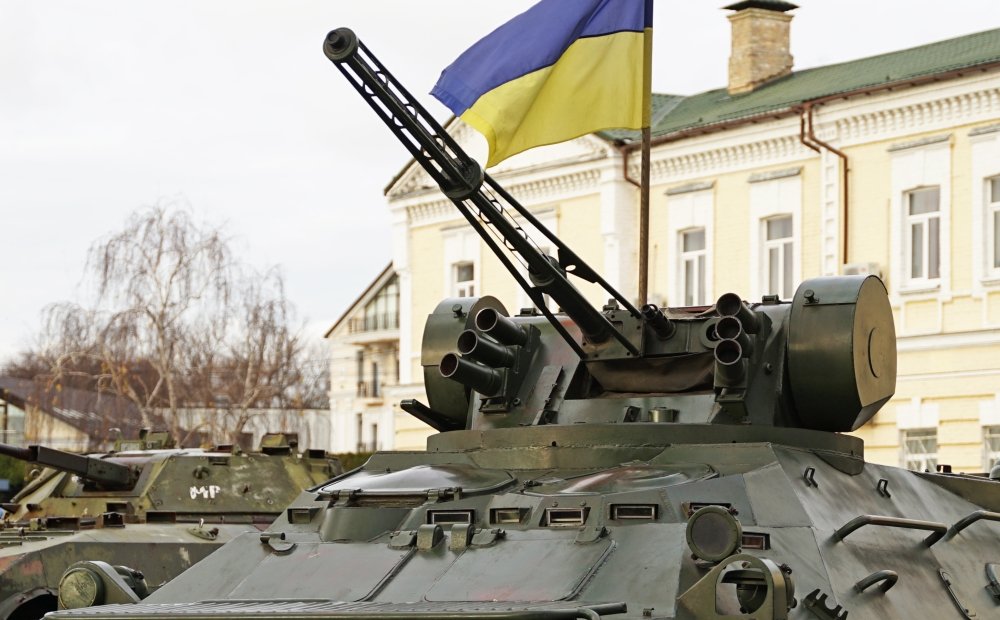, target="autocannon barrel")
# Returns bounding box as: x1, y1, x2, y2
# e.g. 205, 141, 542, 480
439, 353, 504, 397
457, 330, 515, 368
475, 308, 528, 347
0, 442, 134, 488
641, 304, 676, 340
716, 292, 761, 334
